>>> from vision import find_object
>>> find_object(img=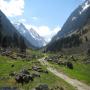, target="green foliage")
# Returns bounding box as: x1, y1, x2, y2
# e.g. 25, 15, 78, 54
19, 36, 27, 53
87, 48, 90, 56
48, 55, 90, 85
0, 14, 27, 51
0, 56, 75, 90
46, 34, 82, 52
0, 15, 2, 45
0, 30, 27, 52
